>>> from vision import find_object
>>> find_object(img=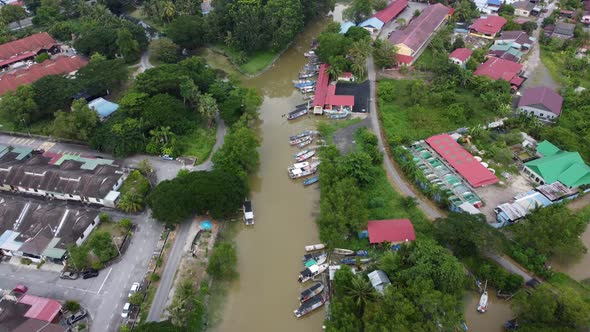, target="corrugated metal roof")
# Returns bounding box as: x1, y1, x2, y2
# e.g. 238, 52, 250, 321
367, 219, 416, 244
